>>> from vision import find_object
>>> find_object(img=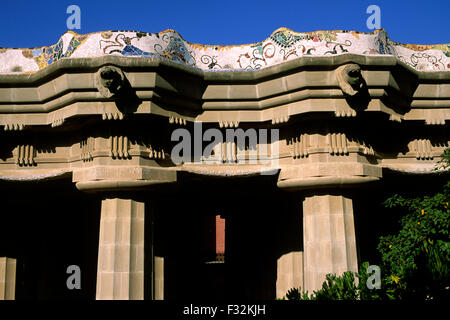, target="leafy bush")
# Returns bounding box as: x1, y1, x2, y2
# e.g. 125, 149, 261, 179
283, 149, 450, 300
378, 182, 450, 300
377, 147, 450, 300
312, 271, 358, 300
283, 262, 381, 300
